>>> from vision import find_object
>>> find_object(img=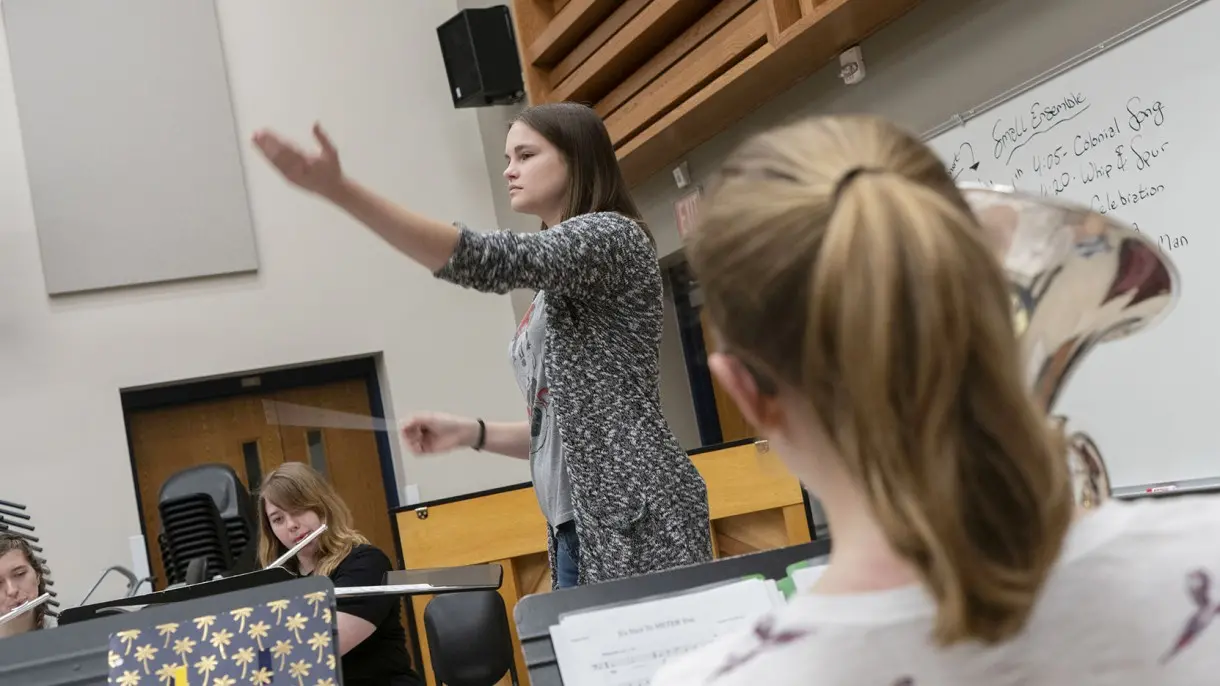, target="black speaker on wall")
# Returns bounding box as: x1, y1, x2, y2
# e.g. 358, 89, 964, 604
437, 6, 525, 109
